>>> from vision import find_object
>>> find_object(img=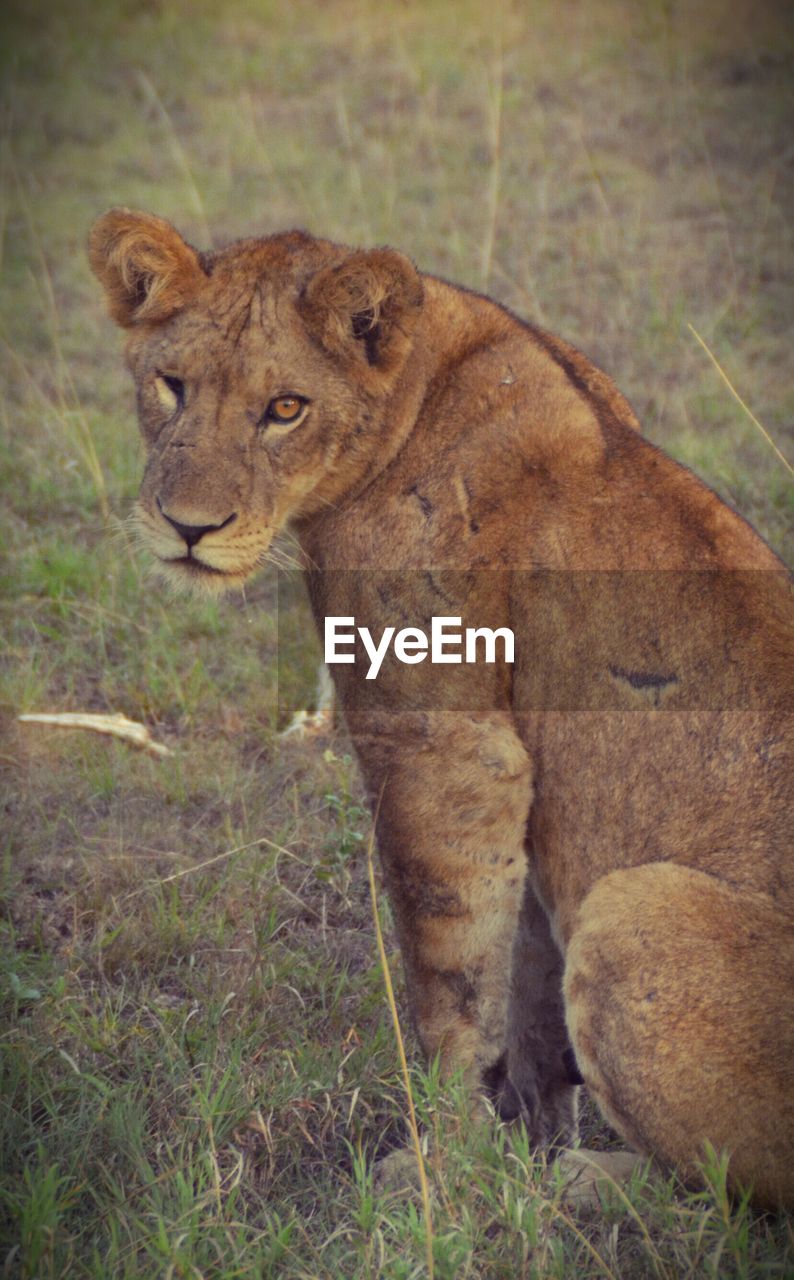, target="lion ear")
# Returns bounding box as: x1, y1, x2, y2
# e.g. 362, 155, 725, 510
299, 248, 424, 380
88, 208, 206, 328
